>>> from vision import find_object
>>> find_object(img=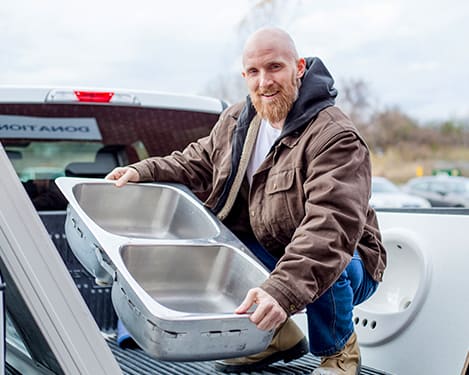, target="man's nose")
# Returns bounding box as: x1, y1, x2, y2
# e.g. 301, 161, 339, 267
259, 72, 273, 87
